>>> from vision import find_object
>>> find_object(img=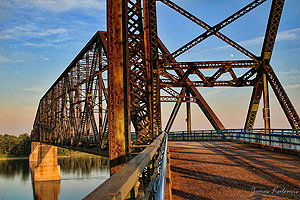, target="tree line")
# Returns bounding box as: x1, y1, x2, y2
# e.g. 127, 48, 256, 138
0, 133, 31, 157
0, 133, 72, 157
